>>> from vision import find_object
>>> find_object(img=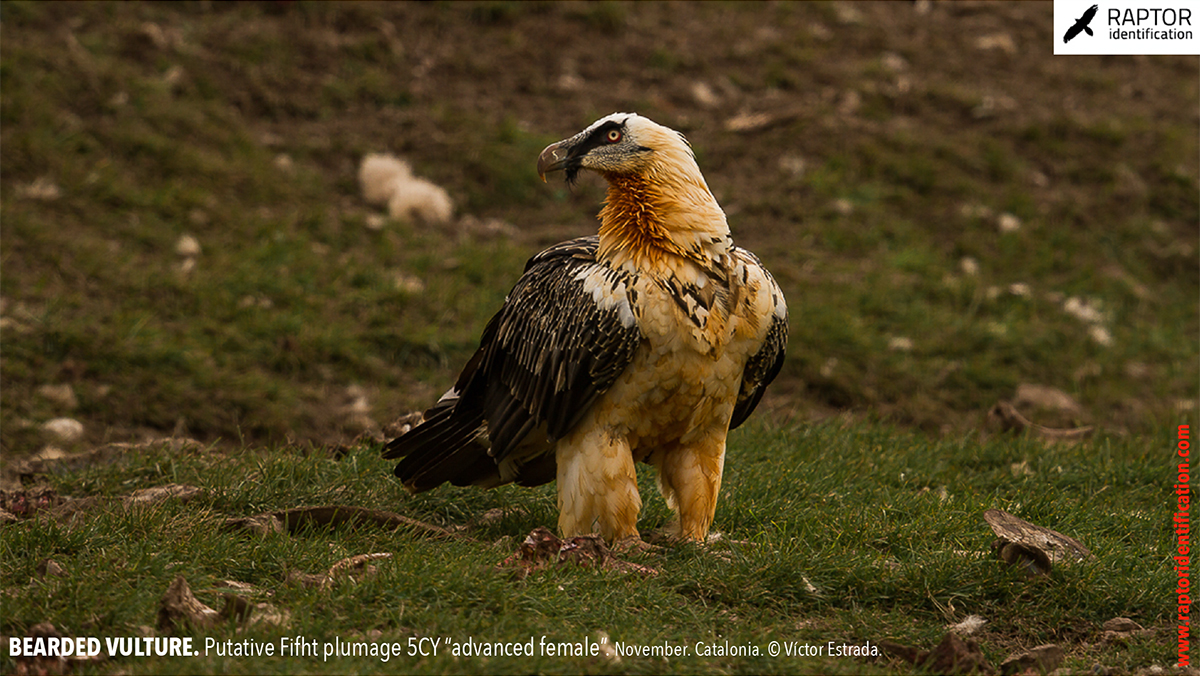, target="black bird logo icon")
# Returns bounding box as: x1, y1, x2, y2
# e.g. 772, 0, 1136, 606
1064, 4, 1099, 43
